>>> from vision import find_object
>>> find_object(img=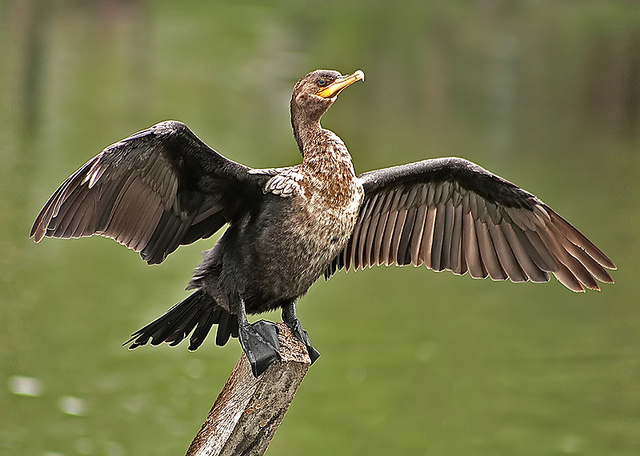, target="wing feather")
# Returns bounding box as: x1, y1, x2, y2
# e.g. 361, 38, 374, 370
500, 222, 549, 283
373, 208, 391, 265
364, 194, 385, 266
328, 157, 614, 292
31, 121, 265, 264
381, 192, 404, 266
463, 210, 487, 279
397, 206, 417, 266
390, 207, 408, 266
430, 204, 446, 271
410, 203, 428, 266
449, 202, 464, 275
488, 222, 526, 282
475, 218, 507, 280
